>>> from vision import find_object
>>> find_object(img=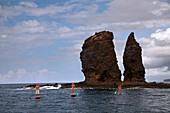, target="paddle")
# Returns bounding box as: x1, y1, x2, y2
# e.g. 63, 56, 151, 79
29, 88, 35, 99
114, 91, 117, 95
